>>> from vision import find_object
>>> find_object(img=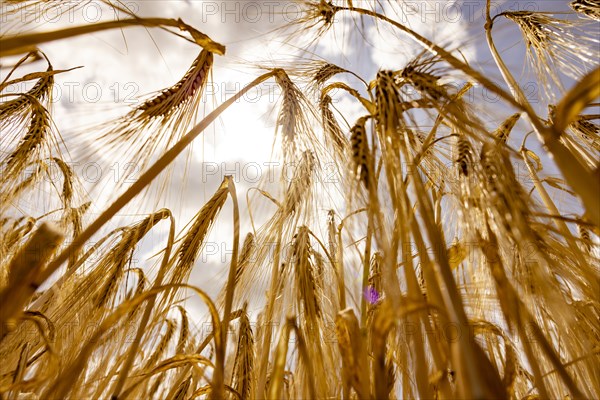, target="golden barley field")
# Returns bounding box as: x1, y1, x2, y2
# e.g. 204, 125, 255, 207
0, 1, 599, 399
